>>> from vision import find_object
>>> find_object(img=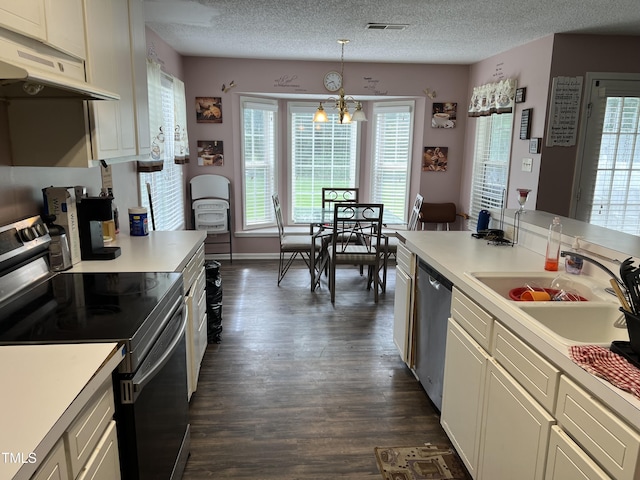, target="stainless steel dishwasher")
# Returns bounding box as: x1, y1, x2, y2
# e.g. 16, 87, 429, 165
415, 259, 453, 411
